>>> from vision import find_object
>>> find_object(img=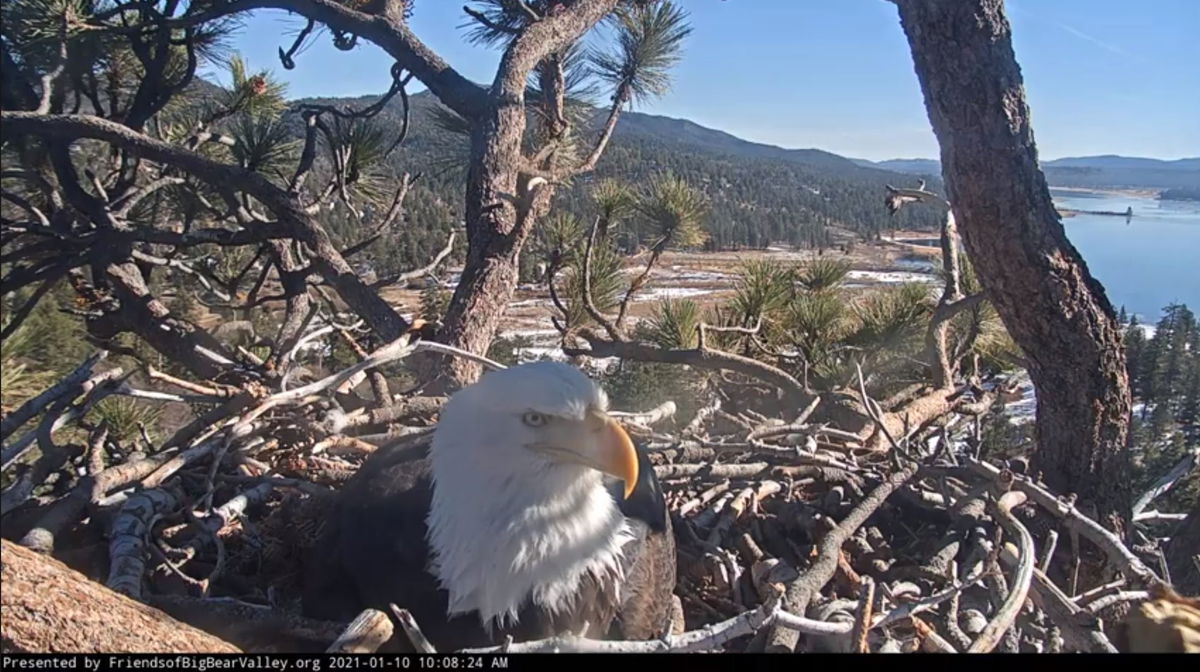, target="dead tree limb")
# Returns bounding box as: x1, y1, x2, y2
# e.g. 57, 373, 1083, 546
765, 462, 920, 652
0, 351, 106, 441
566, 330, 809, 408
106, 488, 179, 600
969, 458, 1162, 588
968, 492, 1035, 652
